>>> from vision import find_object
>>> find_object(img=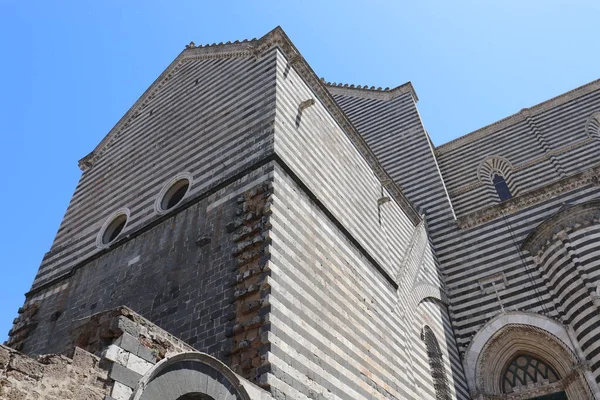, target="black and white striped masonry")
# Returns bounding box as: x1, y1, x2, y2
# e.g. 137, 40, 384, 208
8, 26, 600, 400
